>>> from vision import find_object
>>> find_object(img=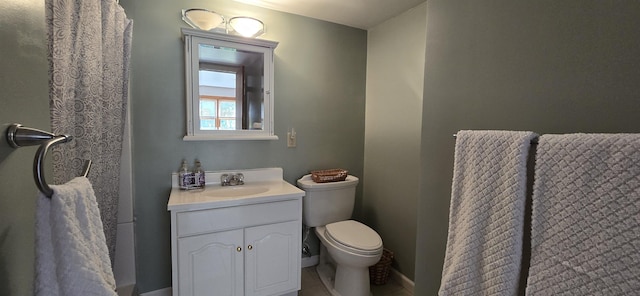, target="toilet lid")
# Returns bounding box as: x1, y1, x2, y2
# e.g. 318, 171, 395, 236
325, 220, 382, 251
